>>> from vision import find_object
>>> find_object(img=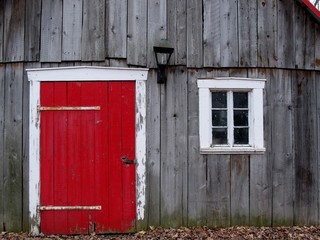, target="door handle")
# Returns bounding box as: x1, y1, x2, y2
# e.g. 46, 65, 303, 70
121, 156, 137, 165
